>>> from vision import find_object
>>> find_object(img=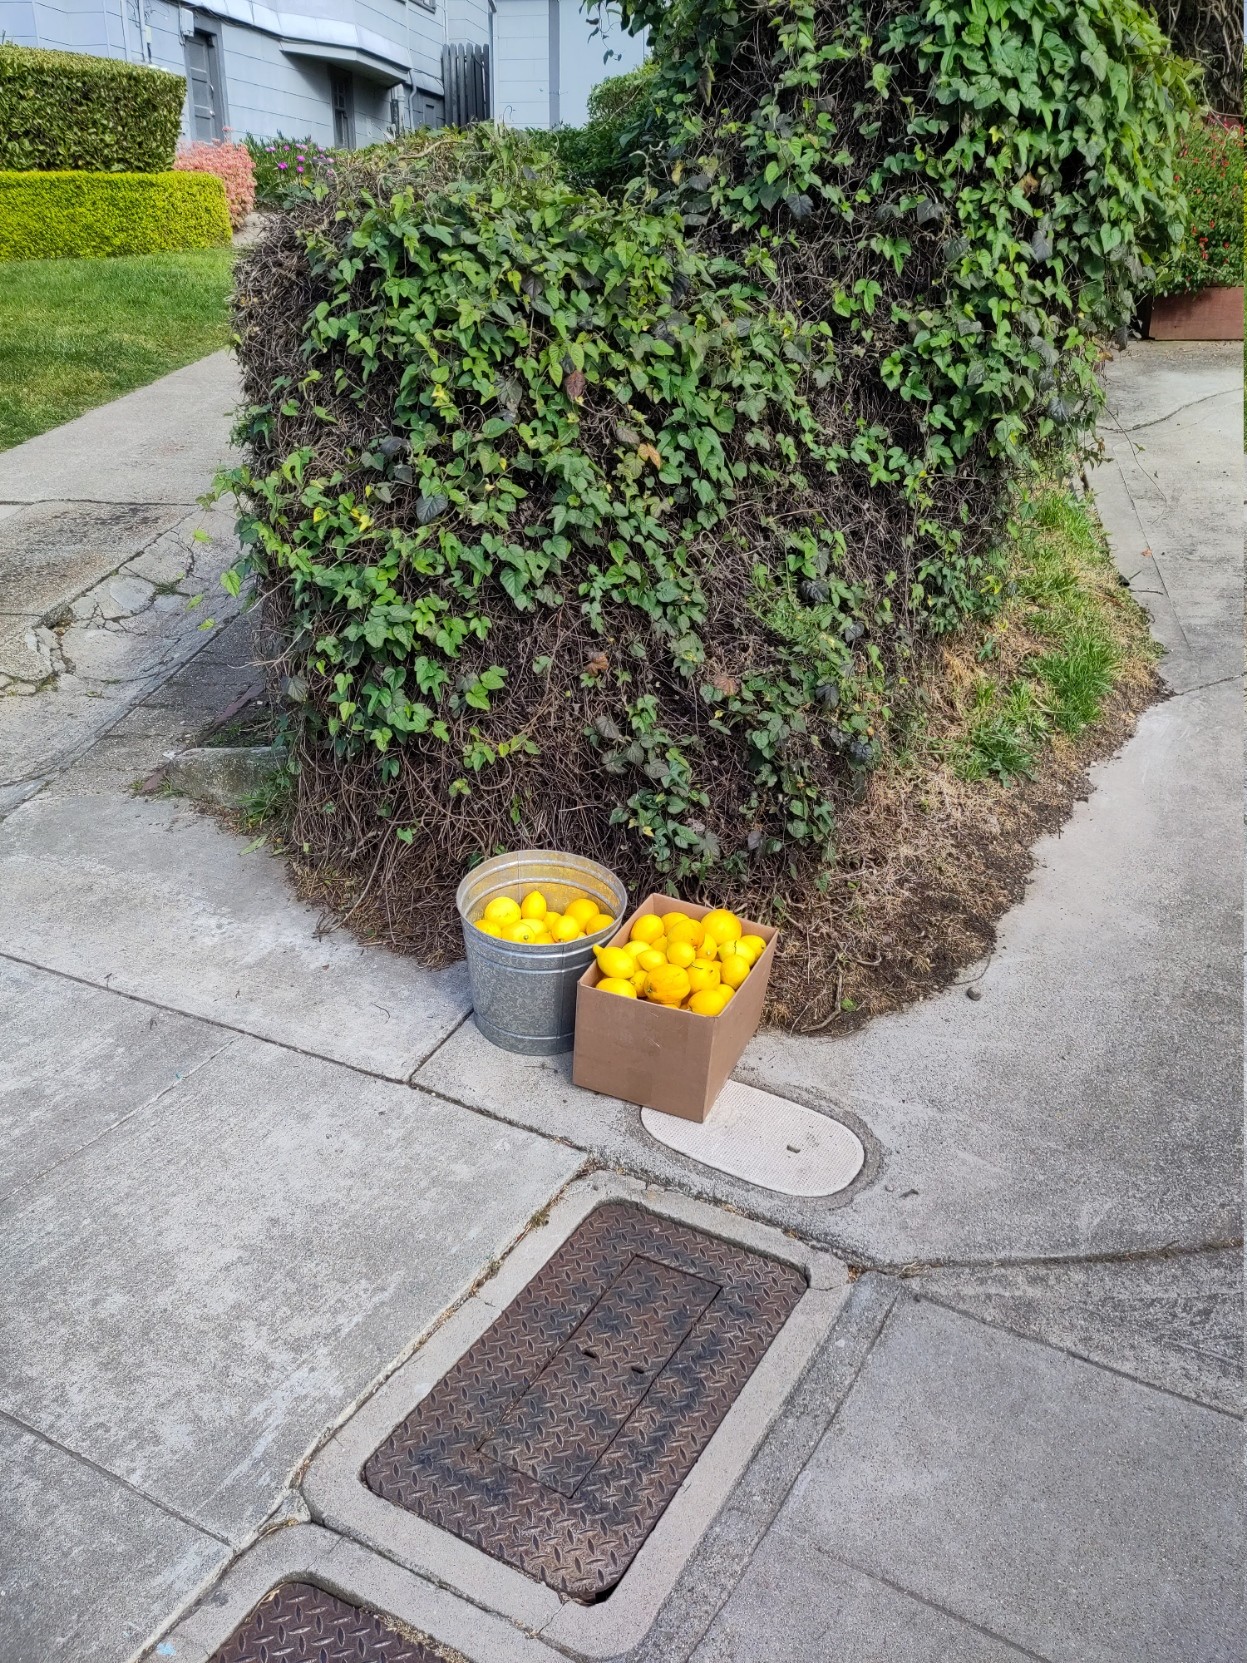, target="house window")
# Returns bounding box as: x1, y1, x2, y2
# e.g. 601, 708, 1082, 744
330, 69, 355, 148
185, 30, 223, 141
